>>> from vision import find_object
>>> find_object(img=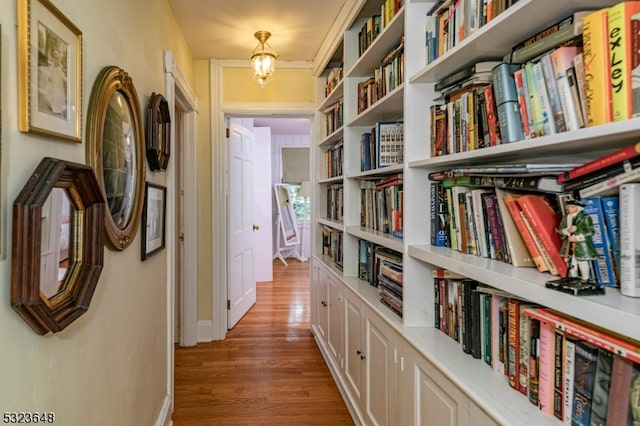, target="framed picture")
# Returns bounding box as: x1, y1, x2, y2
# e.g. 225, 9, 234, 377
141, 182, 166, 261
18, 0, 82, 142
